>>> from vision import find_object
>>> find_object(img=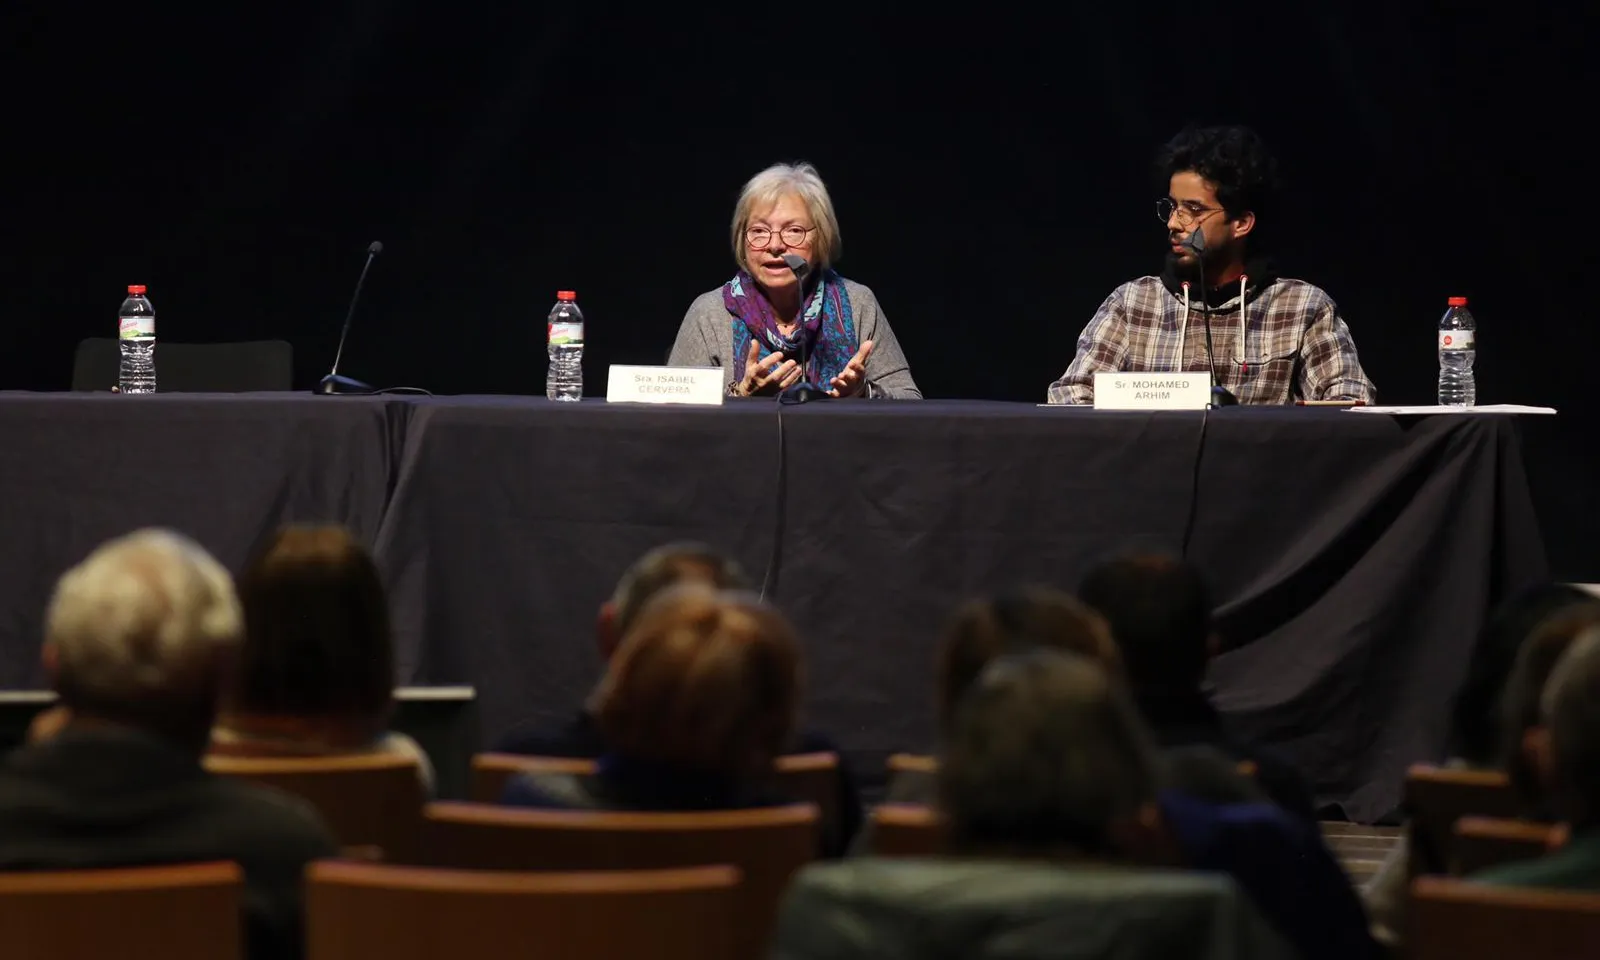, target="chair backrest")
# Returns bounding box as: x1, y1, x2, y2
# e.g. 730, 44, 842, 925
470, 753, 596, 802
1452, 816, 1562, 876
888, 754, 1257, 780
1404, 764, 1520, 876
470, 751, 842, 849
1410, 876, 1600, 960
72, 338, 294, 392
205, 752, 425, 861
887, 752, 938, 777
306, 860, 739, 960
0, 861, 242, 960
423, 801, 818, 959
773, 752, 840, 849
869, 803, 948, 856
